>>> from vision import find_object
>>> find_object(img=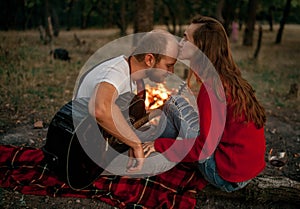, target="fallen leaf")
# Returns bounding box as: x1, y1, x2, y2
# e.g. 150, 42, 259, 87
34, 120, 43, 129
